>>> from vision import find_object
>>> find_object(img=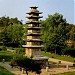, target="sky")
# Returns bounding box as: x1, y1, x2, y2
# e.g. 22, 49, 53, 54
0, 0, 75, 24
